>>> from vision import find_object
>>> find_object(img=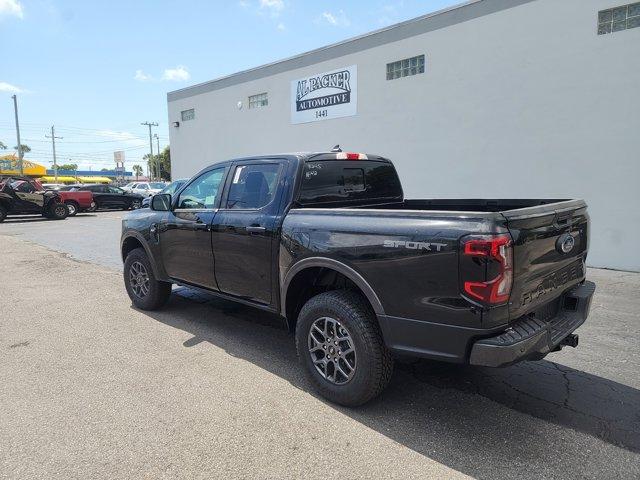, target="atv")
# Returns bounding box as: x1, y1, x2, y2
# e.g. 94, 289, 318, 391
0, 176, 69, 223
